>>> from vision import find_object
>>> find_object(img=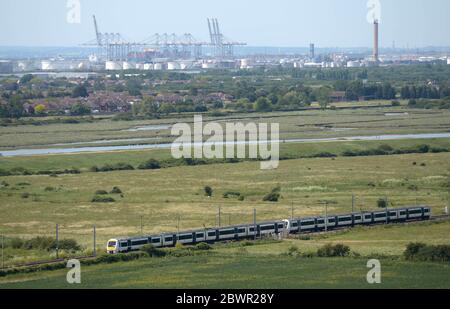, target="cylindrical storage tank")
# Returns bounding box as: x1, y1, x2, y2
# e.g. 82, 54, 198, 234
447, 58, 450, 65
167, 62, 181, 70
201, 62, 216, 69
105, 61, 122, 71
122, 62, 133, 70
135, 63, 144, 70
41, 60, 54, 71
143, 63, 154, 70
347, 61, 361, 68
153, 63, 163, 70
